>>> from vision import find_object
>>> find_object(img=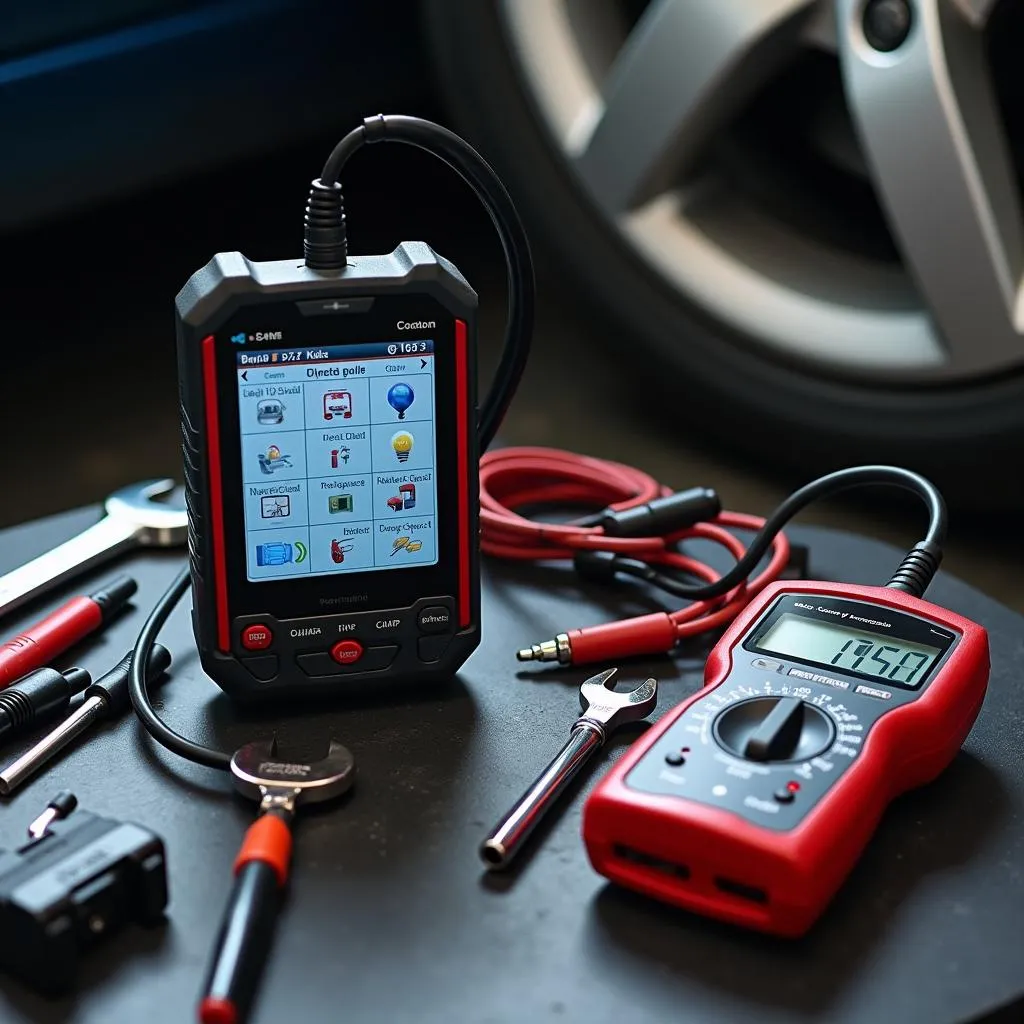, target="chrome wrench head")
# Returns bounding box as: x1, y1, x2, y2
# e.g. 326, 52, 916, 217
579, 667, 658, 733
230, 739, 356, 815
104, 479, 188, 546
